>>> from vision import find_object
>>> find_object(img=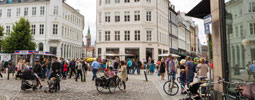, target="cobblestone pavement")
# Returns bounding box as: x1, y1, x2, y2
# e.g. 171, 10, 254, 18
0, 71, 164, 100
